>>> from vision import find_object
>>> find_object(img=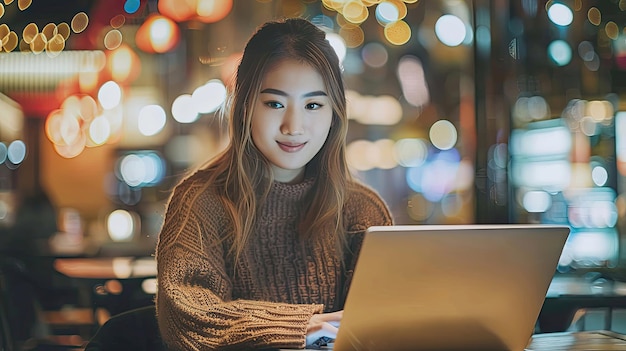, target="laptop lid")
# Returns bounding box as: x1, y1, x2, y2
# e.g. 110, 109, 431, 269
331, 224, 570, 351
